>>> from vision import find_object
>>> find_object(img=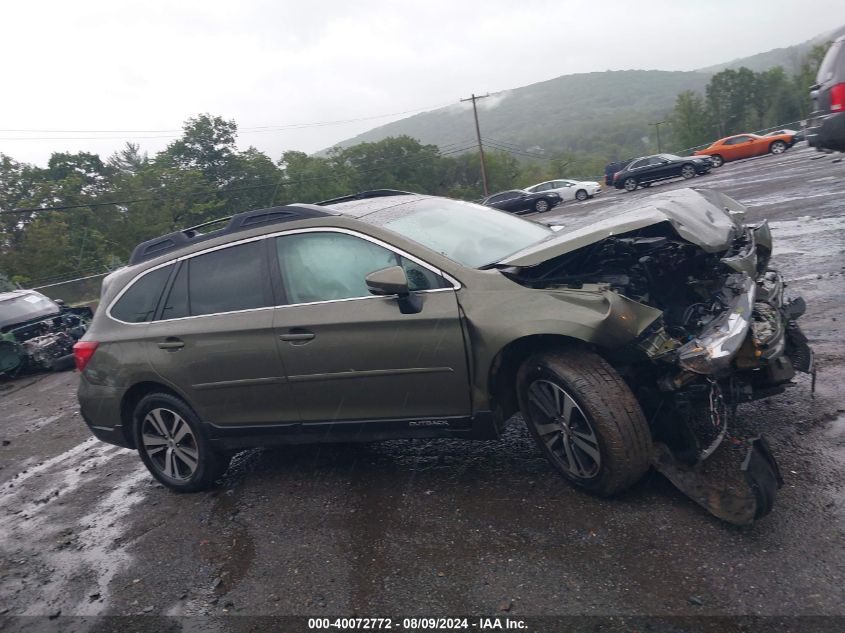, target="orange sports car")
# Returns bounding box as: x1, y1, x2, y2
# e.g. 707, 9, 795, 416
693, 132, 797, 167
